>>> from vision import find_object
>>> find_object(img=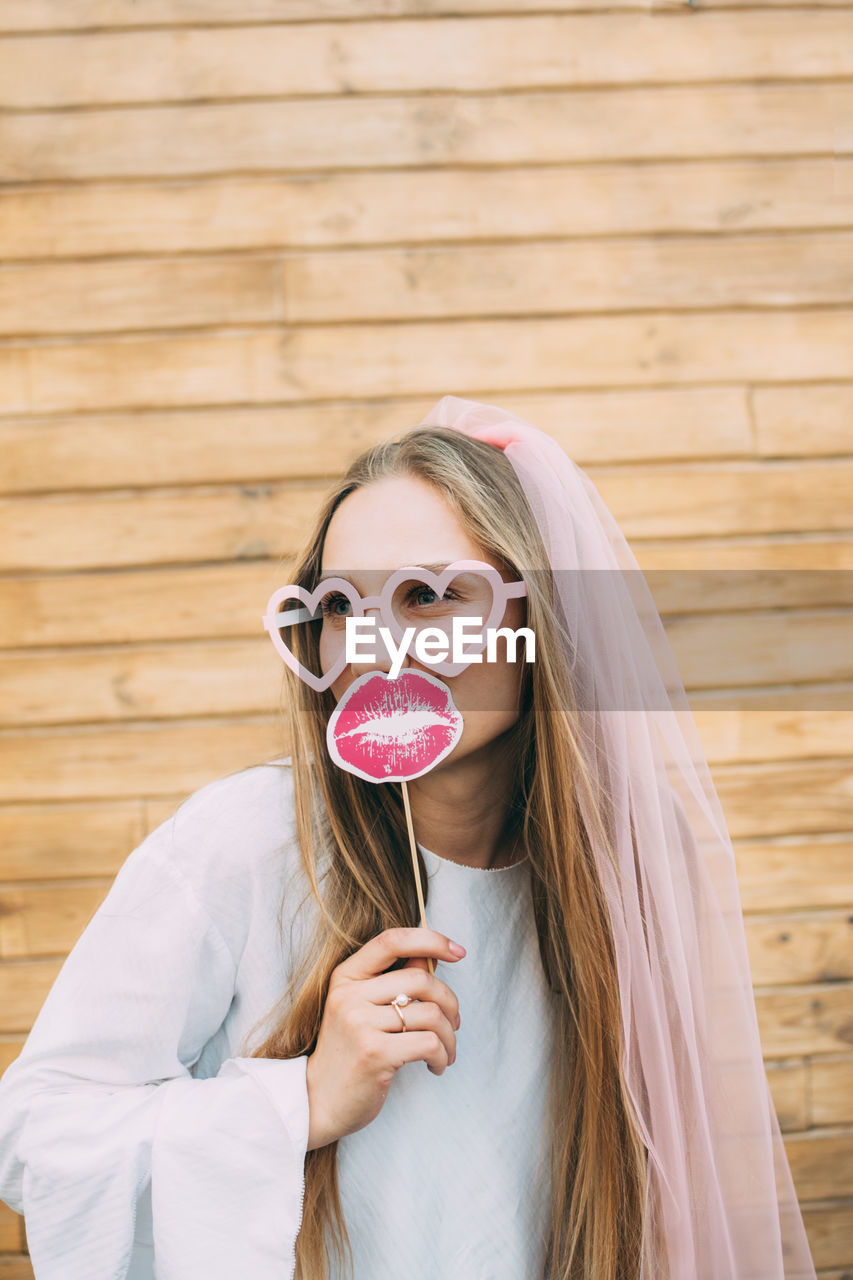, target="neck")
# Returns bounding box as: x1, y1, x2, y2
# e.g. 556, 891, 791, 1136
404, 732, 523, 870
